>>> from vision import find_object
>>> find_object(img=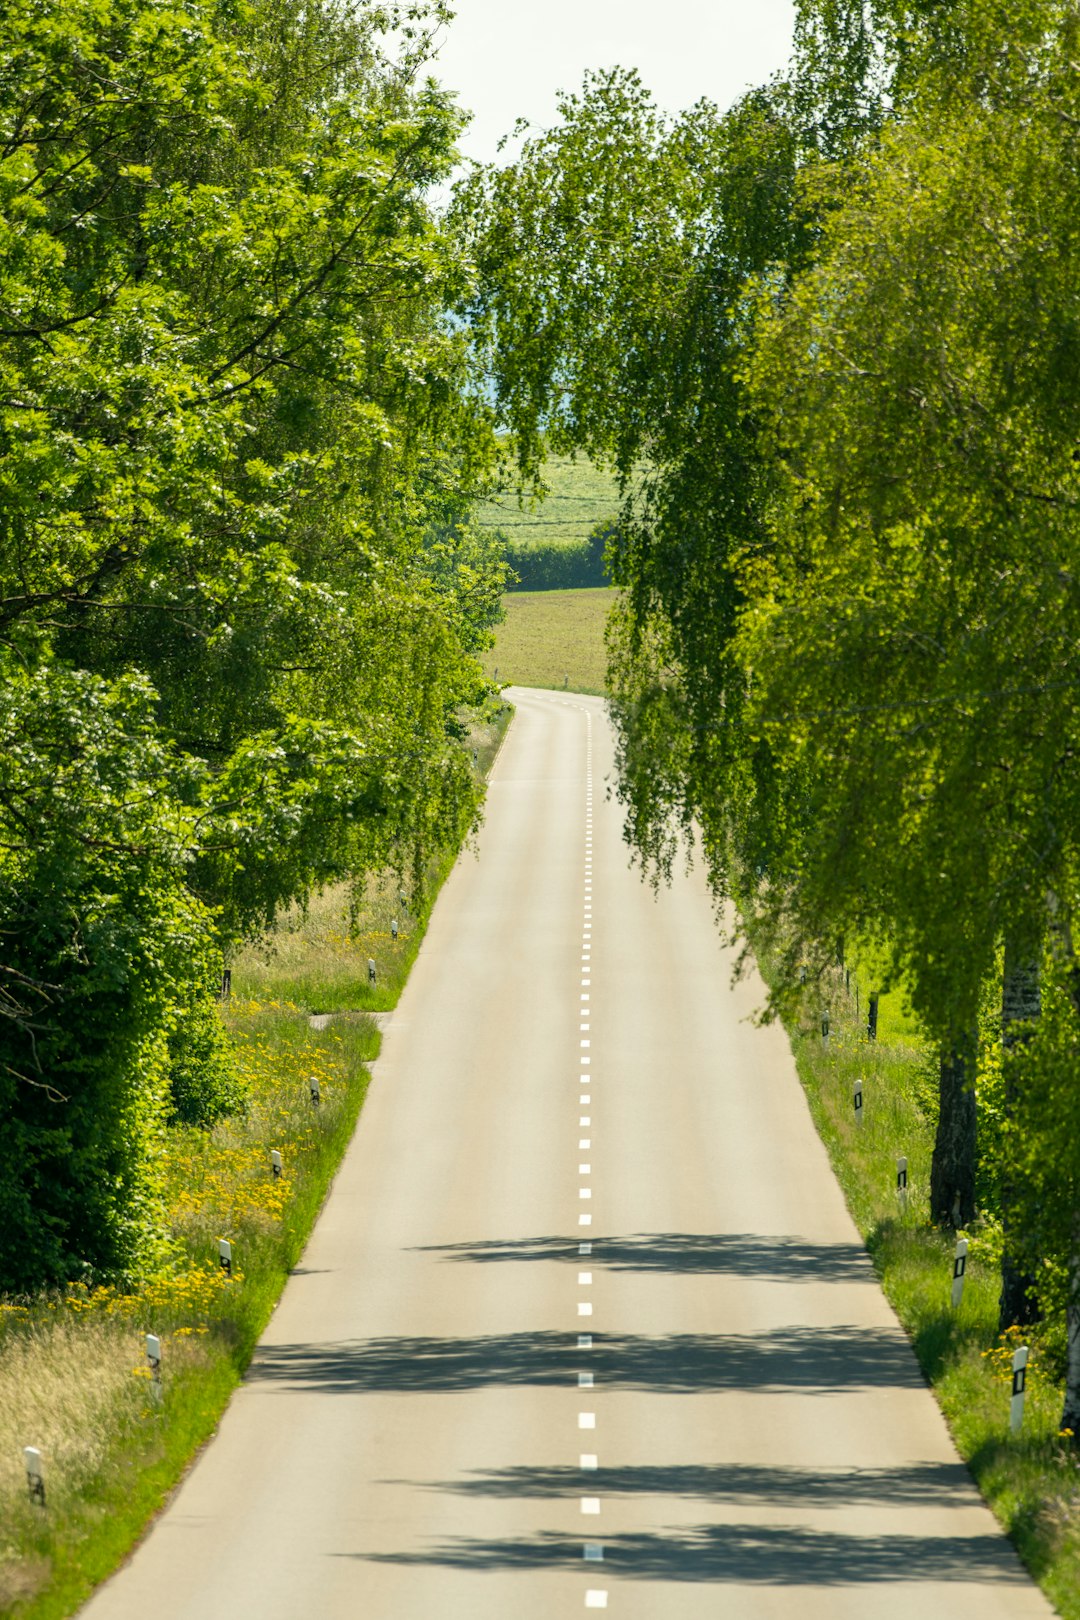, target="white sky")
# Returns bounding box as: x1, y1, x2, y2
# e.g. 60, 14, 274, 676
429, 0, 798, 167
